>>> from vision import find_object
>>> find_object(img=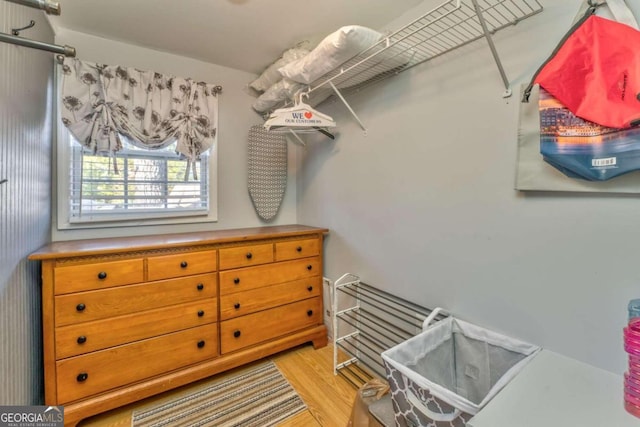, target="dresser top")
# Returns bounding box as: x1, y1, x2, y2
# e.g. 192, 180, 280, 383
29, 224, 328, 260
